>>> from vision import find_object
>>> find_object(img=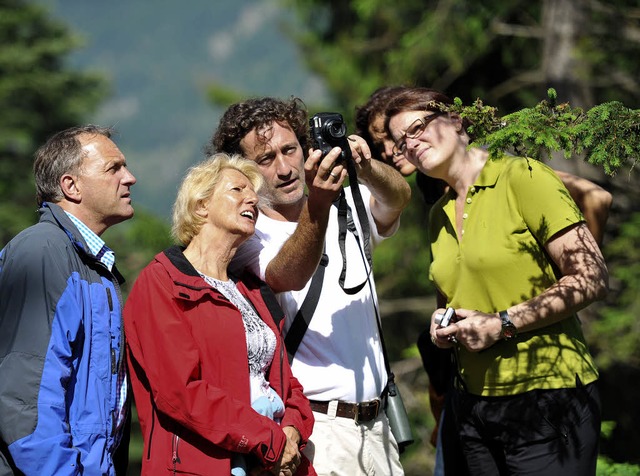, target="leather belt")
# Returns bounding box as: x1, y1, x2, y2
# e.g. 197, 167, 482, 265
309, 399, 382, 423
